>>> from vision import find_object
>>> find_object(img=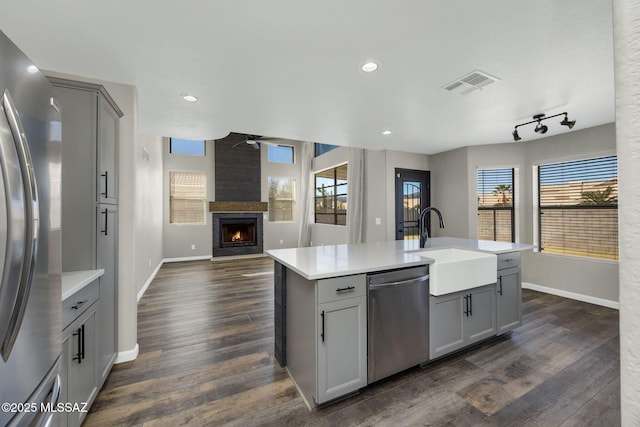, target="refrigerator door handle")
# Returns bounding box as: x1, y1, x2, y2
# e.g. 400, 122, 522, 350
0, 89, 40, 362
